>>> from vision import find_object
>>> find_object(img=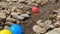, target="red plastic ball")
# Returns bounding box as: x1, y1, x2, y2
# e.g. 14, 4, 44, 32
32, 7, 38, 13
